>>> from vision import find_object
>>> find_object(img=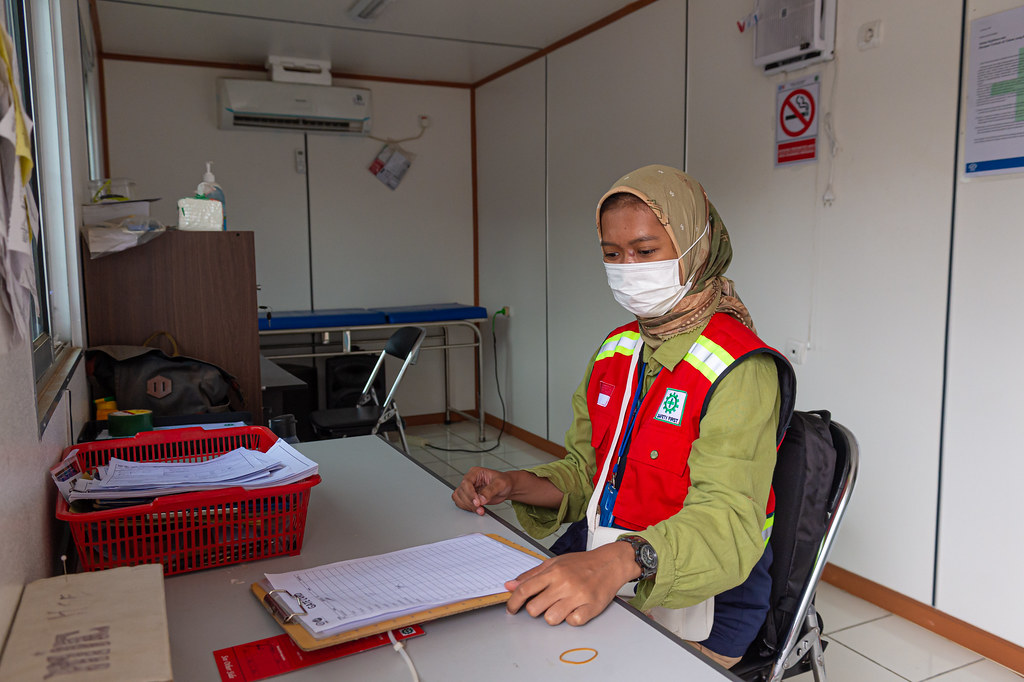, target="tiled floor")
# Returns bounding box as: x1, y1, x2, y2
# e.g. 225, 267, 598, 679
401, 422, 1023, 681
